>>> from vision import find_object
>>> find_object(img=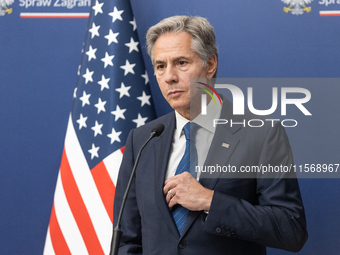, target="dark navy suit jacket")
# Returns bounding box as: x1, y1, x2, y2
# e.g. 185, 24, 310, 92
113, 96, 307, 255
